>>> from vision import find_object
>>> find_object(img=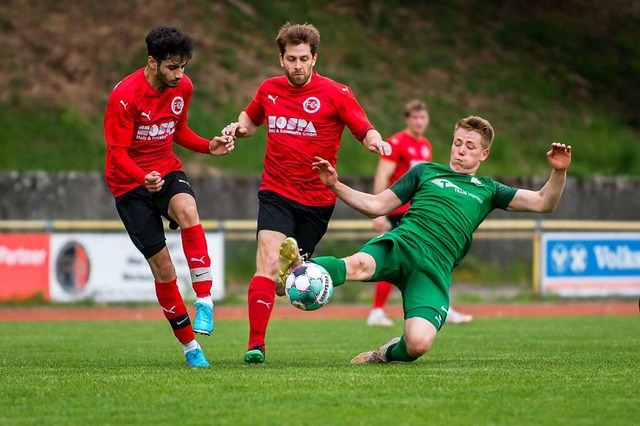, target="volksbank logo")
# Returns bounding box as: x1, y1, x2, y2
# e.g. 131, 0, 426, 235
136, 120, 176, 140
593, 245, 640, 270
550, 242, 640, 274
267, 116, 317, 136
